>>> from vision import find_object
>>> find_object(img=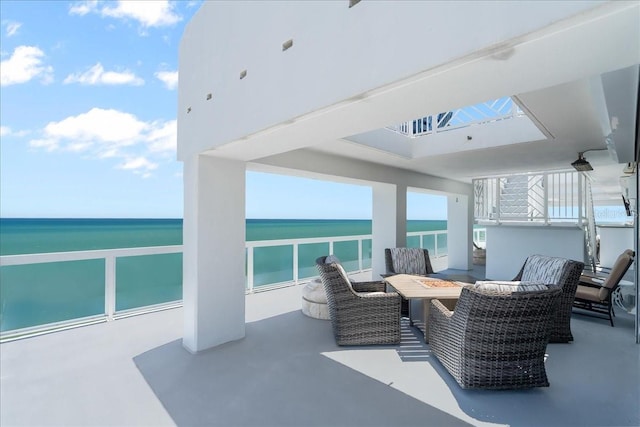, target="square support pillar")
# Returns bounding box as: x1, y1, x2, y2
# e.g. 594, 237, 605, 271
183, 154, 246, 353
447, 194, 472, 270
372, 183, 407, 277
